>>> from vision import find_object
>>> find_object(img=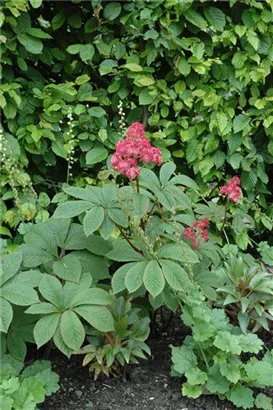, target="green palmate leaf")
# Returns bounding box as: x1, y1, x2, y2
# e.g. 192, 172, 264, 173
206, 366, 230, 394
60, 310, 85, 351
62, 186, 98, 203
240, 333, 264, 354
106, 240, 144, 262
85, 235, 112, 255
157, 243, 199, 264
39, 274, 63, 309
172, 346, 197, 374
70, 288, 114, 307
53, 326, 74, 358
1, 250, 22, 285
2, 284, 39, 306
34, 313, 61, 348
182, 382, 202, 399
125, 261, 148, 293
143, 260, 165, 298
159, 162, 176, 185
192, 321, 216, 342
108, 208, 128, 228
54, 201, 92, 218
99, 213, 116, 239
83, 206, 105, 236
229, 386, 254, 409
103, 2, 122, 20
160, 260, 189, 291
169, 174, 199, 190
7, 333, 26, 362
26, 303, 60, 315
255, 393, 273, 410
0, 298, 13, 333
74, 305, 114, 332
53, 254, 82, 283
112, 263, 136, 294
133, 193, 150, 218
204, 7, 226, 31
10, 270, 42, 288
